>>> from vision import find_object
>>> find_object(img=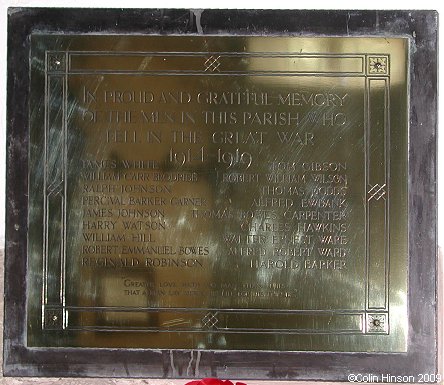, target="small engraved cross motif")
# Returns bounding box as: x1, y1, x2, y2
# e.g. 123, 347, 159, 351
368, 183, 386, 201
47, 180, 64, 197
47, 52, 66, 72
367, 314, 388, 333
368, 56, 388, 74
202, 312, 218, 329
204, 55, 221, 72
